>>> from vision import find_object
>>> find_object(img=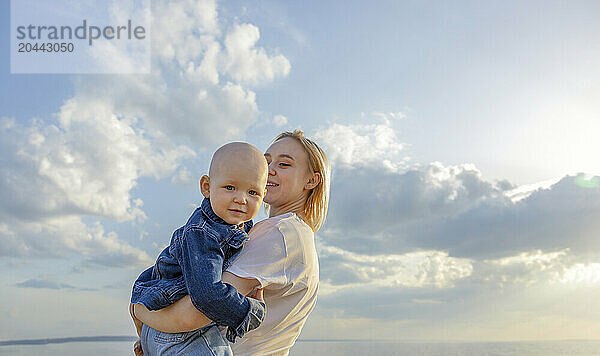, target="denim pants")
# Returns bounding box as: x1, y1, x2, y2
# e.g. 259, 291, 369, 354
141, 323, 233, 356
